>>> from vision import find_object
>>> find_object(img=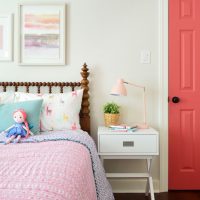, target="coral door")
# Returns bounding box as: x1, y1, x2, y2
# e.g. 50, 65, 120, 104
169, 0, 200, 189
